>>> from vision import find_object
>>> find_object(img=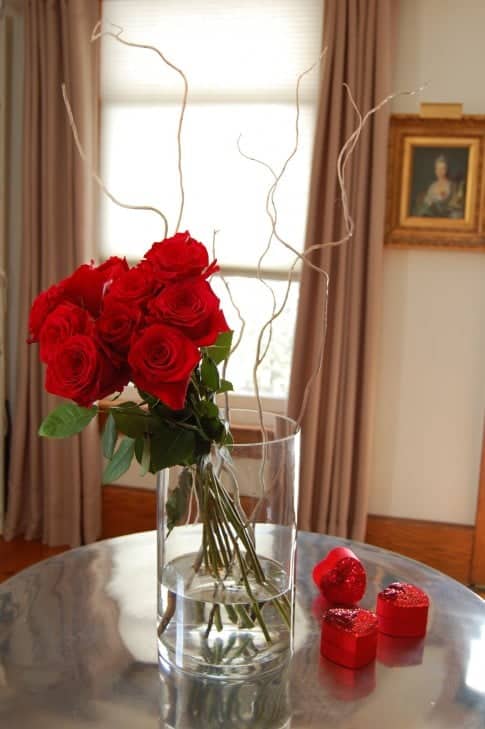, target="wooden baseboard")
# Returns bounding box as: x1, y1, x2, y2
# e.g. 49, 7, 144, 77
365, 514, 474, 583
102, 485, 156, 539
101, 487, 474, 584
102, 486, 267, 540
